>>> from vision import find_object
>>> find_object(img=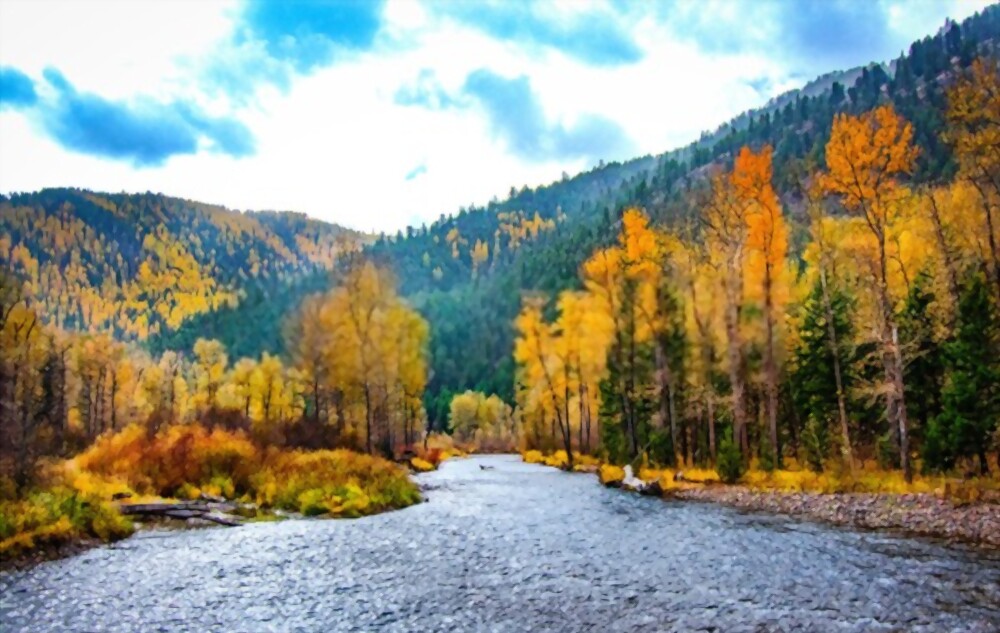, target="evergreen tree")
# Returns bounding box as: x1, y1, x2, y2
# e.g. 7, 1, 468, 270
790, 280, 858, 461
923, 273, 1000, 474
899, 270, 946, 440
